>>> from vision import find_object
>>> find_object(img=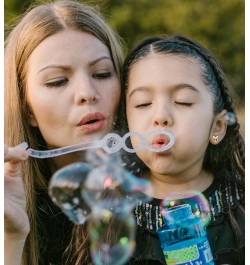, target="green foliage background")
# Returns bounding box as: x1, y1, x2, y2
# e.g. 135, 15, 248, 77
4, 0, 245, 106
